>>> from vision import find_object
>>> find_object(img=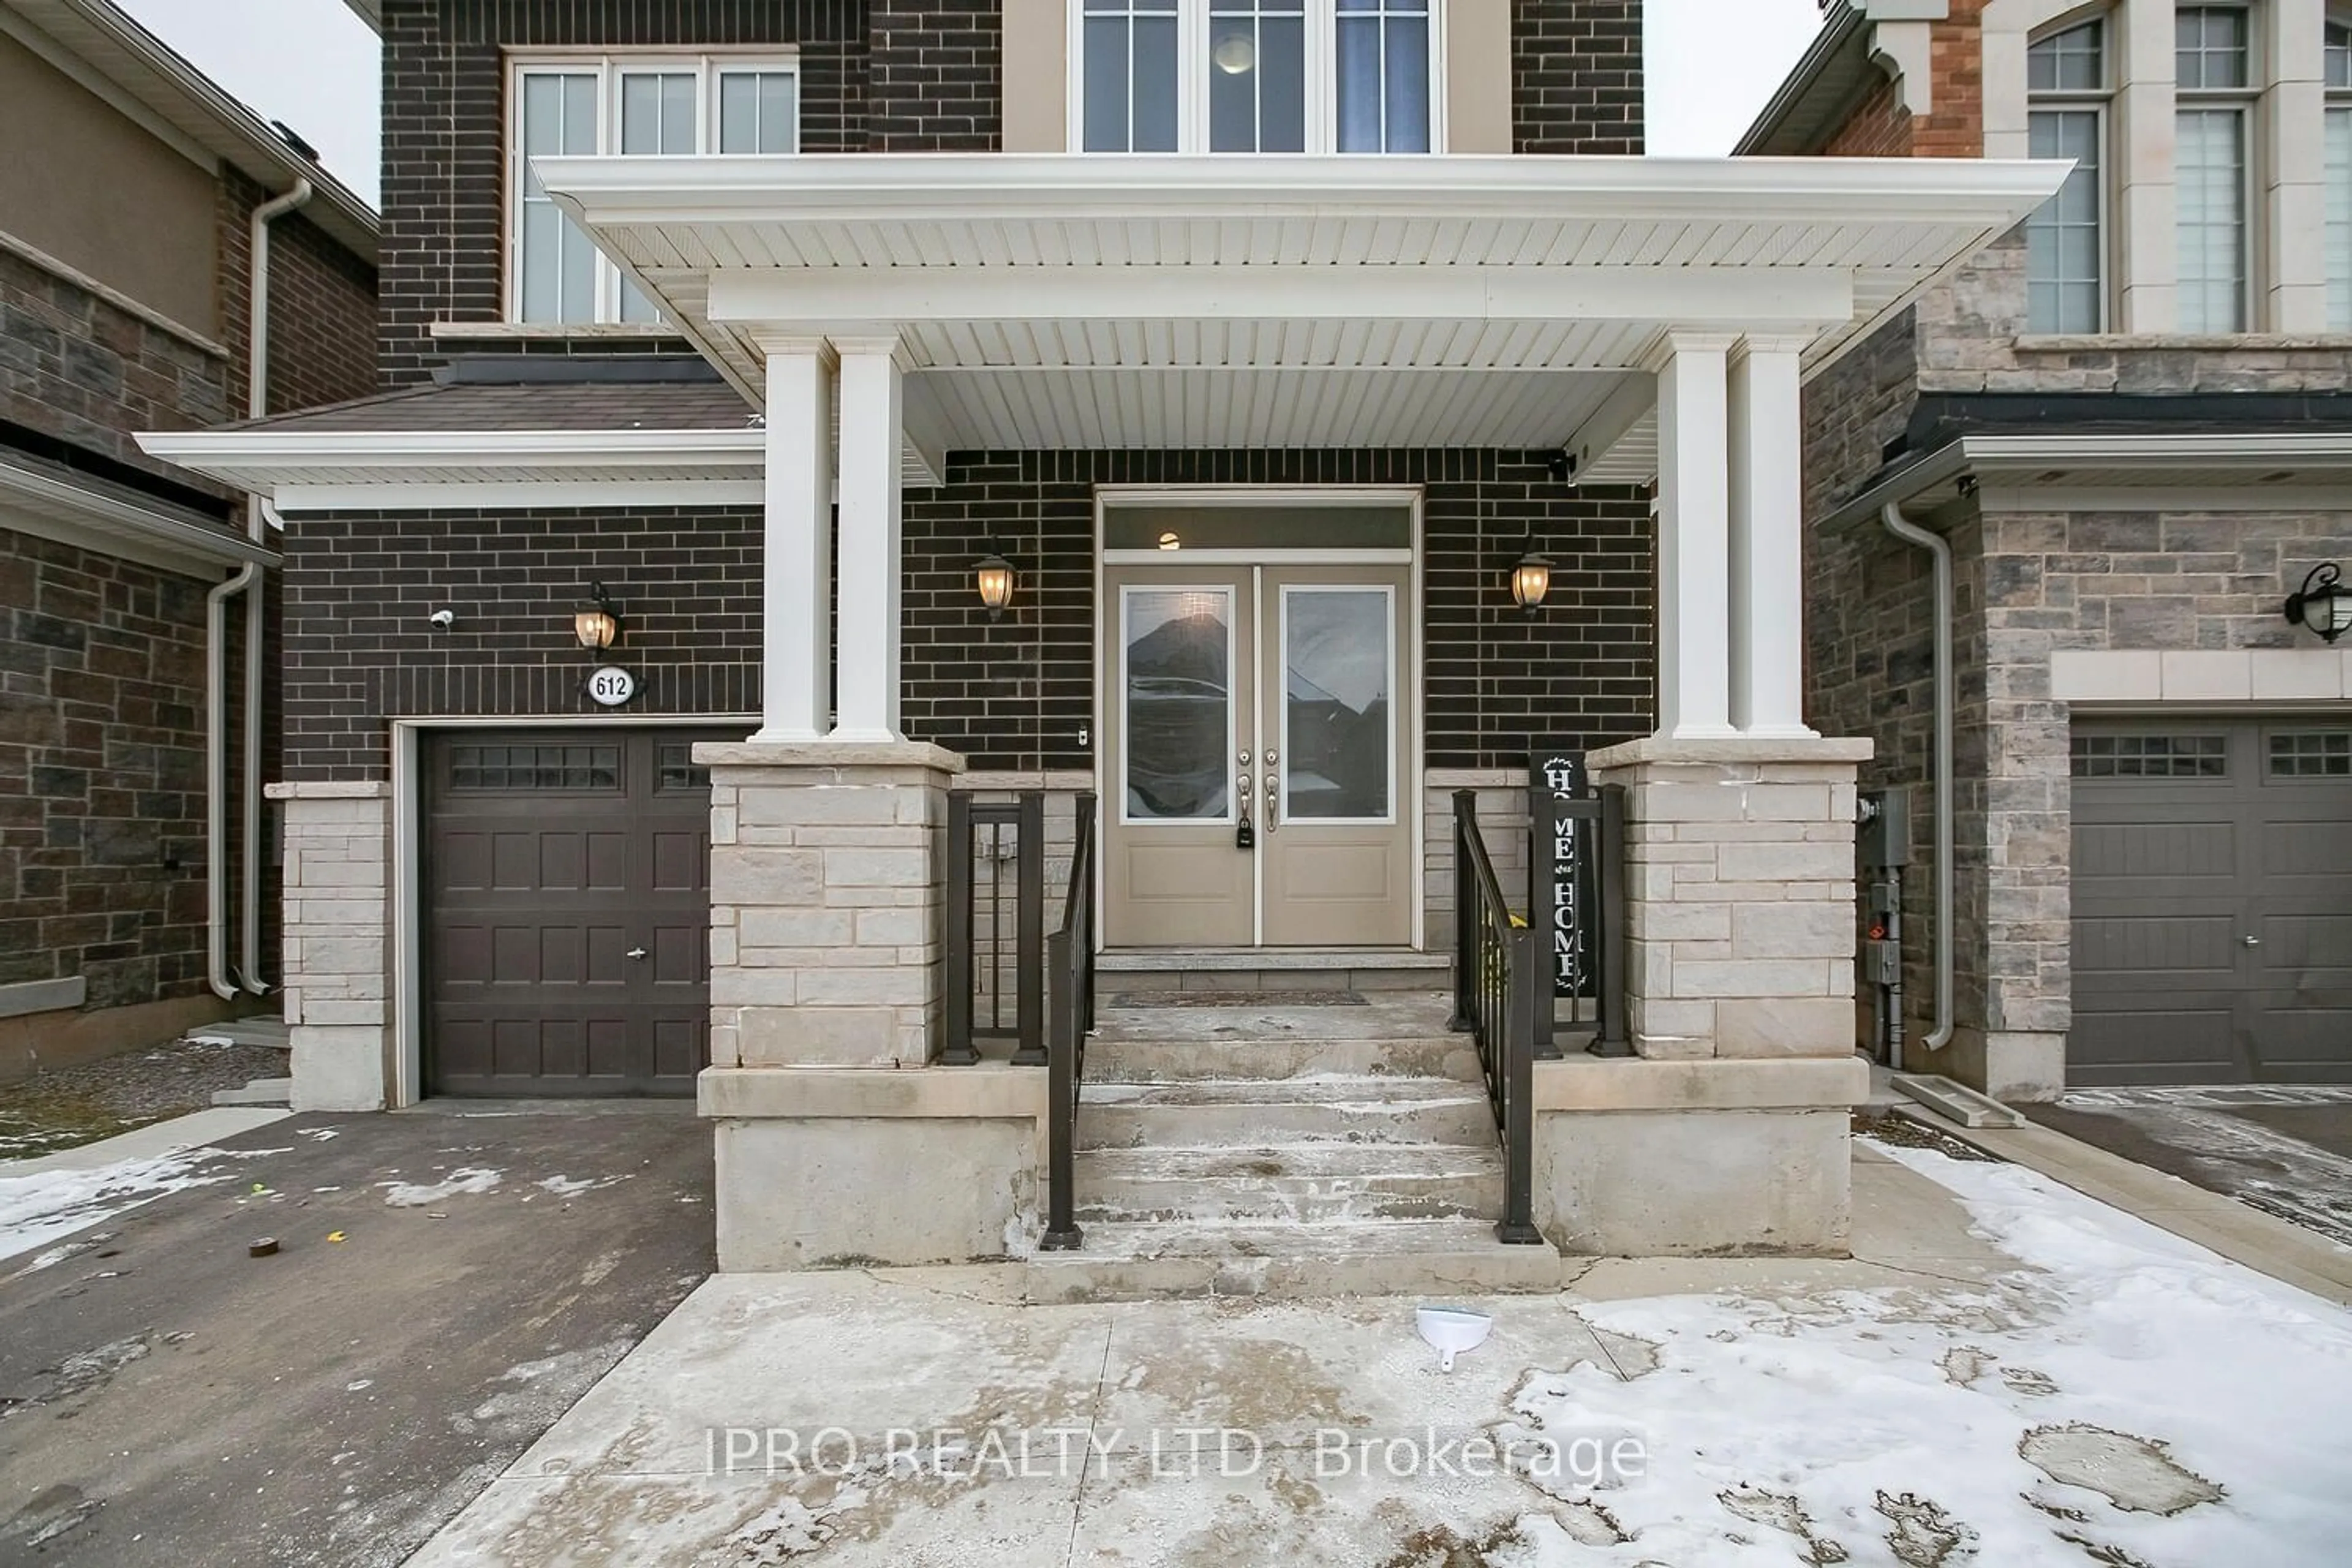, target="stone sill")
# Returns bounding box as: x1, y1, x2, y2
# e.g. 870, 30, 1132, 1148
2015, 333, 2352, 353
427, 321, 689, 341
696, 740, 967, 774
1588, 736, 1874, 769
699, 1063, 1044, 1120
1534, 1055, 1869, 1113
265, 780, 391, 799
